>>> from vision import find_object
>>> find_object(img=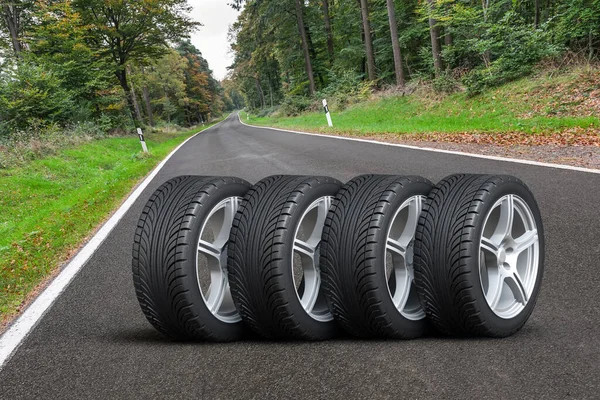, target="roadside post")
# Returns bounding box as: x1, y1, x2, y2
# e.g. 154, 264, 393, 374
323, 99, 333, 127
137, 128, 149, 153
